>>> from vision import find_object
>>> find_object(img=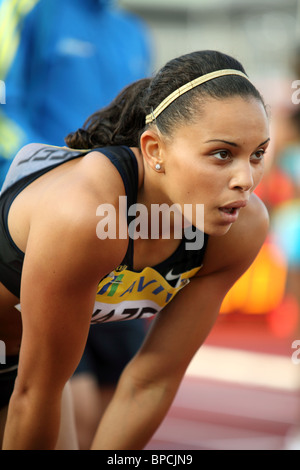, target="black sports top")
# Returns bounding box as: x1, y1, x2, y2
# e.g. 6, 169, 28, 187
0, 144, 208, 323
